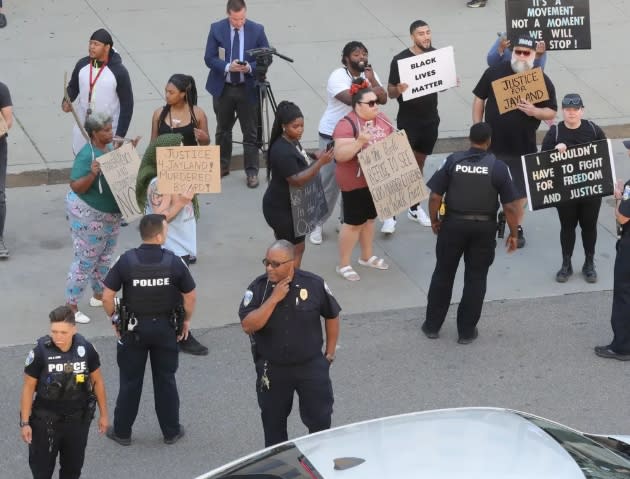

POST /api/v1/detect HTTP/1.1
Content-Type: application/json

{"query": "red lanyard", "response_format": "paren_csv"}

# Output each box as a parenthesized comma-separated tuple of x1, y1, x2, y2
(88, 59, 108, 104)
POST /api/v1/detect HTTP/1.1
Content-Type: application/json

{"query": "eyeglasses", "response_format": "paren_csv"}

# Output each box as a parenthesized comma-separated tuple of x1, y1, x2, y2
(358, 100, 378, 107)
(513, 49, 532, 57)
(262, 258, 293, 268)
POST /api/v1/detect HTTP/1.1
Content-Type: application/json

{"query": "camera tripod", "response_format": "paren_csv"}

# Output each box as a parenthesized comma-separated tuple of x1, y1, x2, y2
(255, 79, 278, 153)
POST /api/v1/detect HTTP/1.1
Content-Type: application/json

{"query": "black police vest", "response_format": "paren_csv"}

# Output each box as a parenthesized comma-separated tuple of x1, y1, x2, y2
(34, 334, 92, 409)
(123, 249, 180, 317)
(446, 151, 498, 216)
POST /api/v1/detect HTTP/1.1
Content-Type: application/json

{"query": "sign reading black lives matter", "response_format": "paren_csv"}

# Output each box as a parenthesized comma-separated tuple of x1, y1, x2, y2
(505, 0, 591, 50)
(290, 176, 328, 237)
(522, 139, 615, 211)
(397, 46, 457, 102)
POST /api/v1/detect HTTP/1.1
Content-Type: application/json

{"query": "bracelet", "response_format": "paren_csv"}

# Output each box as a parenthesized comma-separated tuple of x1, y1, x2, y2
(19, 420, 29, 427)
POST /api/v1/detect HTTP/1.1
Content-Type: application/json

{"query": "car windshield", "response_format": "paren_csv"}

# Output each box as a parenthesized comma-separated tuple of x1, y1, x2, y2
(517, 413, 630, 479)
(207, 443, 322, 479)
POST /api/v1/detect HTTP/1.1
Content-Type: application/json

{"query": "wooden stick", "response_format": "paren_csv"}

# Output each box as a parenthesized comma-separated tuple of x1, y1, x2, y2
(63, 71, 89, 142)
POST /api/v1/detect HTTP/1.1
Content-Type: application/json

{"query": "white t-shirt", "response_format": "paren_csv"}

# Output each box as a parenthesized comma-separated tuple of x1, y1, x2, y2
(317, 67, 382, 136)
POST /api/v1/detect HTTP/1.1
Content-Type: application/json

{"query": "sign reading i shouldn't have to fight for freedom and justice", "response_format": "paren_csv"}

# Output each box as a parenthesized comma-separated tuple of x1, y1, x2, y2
(156, 145, 221, 194)
(397, 46, 457, 102)
(521, 139, 615, 211)
(491, 67, 549, 115)
(505, 0, 591, 50)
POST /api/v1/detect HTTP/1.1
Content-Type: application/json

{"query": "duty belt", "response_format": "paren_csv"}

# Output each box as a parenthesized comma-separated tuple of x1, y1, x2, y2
(448, 212, 495, 222)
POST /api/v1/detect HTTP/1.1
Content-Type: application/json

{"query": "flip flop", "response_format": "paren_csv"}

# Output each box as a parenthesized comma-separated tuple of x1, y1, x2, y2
(358, 255, 389, 270)
(336, 265, 360, 281)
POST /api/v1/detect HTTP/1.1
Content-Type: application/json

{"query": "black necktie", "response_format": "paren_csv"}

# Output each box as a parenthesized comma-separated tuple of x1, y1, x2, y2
(231, 29, 240, 84)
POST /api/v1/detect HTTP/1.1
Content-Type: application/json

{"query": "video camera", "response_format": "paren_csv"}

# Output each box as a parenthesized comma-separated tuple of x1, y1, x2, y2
(246, 46, 294, 82)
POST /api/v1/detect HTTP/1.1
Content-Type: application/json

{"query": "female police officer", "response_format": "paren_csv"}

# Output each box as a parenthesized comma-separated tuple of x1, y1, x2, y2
(20, 305, 108, 479)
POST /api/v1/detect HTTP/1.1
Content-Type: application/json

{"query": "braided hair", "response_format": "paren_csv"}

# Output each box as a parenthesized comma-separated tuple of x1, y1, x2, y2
(158, 74, 199, 128)
(266, 101, 303, 181)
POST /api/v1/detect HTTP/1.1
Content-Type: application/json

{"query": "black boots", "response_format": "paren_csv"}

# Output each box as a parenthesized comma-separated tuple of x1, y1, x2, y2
(582, 254, 597, 283)
(556, 255, 573, 283)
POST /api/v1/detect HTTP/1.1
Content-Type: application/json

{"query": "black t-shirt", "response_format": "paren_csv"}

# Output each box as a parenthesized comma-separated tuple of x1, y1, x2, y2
(473, 62, 557, 156)
(263, 137, 309, 211)
(0, 81, 12, 109)
(619, 181, 630, 232)
(388, 48, 439, 125)
(541, 120, 606, 151)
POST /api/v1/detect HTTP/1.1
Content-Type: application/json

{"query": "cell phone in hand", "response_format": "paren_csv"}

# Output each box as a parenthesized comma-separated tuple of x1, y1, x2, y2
(326, 140, 335, 151)
(365, 120, 373, 129)
(236, 60, 247, 65)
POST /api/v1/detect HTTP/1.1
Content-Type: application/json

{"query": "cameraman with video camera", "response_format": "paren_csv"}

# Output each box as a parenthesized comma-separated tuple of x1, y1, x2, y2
(204, 0, 269, 188)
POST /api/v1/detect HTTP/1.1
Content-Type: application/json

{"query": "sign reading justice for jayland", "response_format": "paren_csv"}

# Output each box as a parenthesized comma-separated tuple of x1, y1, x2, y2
(156, 145, 221, 194)
(491, 67, 549, 114)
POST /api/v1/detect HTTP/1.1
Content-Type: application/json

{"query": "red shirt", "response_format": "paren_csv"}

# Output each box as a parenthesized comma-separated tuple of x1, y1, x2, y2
(332, 111, 394, 191)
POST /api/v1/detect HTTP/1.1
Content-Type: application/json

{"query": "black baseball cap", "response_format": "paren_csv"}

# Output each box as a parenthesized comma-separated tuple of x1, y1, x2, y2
(622, 140, 630, 150)
(562, 93, 584, 108)
(514, 34, 535, 50)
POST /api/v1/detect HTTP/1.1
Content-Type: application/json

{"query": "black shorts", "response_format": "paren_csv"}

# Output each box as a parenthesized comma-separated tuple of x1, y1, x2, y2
(263, 206, 305, 245)
(496, 153, 527, 199)
(399, 119, 440, 155)
(341, 187, 377, 225)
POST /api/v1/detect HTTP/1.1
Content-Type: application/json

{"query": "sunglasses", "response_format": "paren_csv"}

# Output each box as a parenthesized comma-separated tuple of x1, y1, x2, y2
(262, 258, 292, 268)
(562, 97, 582, 107)
(358, 100, 378, 107)
(513, 49, 532, 57)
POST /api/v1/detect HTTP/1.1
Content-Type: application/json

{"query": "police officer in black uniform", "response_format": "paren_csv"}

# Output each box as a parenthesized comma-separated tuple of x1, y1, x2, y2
(594, 166, 630, 361)
(20, 305, 108, 479)
(101, 213, 196, 445)
(239, 239, 341, 447)
(421, 123, 520, 343)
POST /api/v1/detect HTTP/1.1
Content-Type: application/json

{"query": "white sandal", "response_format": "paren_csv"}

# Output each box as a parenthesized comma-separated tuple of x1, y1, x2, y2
(358, 255, 389, 270)
(336, 265, 360, 281)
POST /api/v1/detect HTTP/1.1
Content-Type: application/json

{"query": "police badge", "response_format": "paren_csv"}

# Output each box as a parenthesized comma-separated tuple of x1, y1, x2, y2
(77, 345, 86, 358)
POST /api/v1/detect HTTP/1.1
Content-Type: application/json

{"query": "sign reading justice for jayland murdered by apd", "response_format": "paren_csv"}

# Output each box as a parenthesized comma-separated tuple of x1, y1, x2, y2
(505, 0, 591, 51)
(491, 67, 549, 115)
(397, 46, 457, 102)
(521, 139, 615, 211)
(156, 145, 221, 194)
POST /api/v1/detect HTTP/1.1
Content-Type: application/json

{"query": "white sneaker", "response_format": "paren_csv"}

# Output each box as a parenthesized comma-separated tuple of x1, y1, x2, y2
(89, 296, 103, 307)
(75, 311, 91, 324)
(408, 207, 431, 227)
(380, 217, 396, 234)
(309, 225, 323, 245)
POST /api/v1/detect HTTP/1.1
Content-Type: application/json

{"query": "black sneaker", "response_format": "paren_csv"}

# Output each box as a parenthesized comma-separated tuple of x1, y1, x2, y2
(517, 226, 526, 249)
(179, 332, 208, 356)
(467, 0, 487, 7)
(594, 345, 630, 361)
(421, 323, 439, 339)
(164, 425, 185, 445)
(106, 426, 131, 446)
(458, 328, 479, 345)
(0, 13, 7, 28)
(0, 237, 9, 258)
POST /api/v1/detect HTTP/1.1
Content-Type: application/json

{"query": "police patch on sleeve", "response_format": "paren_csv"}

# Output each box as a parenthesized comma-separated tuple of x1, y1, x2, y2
(25, 349, 35, 366)
(324, 282, 334, 296)
(243, 290, 254, 307)
(623, 185, 630, 201)
(77, 345, 86, 358)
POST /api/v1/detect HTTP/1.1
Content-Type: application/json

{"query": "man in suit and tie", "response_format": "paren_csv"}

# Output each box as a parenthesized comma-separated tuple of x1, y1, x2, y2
(204, 0, 270, 188)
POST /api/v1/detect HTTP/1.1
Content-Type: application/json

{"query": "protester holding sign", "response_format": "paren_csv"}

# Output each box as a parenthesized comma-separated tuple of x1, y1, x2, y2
(541, 93, 606, 283)
(473, 33, 557, 248)
(333, 88, 394, 281)
(65, 113, 126, 324)
(388, 19, 442, 228)
(0, 81, 12, 259)
(263, 101, 333, 268)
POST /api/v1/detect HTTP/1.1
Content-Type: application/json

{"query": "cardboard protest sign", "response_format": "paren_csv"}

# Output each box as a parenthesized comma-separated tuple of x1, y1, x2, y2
(0, 113, 7, 137)
(289, 176, 329, 236)
(398, 46, 457, 102)
(358, 130, 429, 219)
(522, 139, 615, 211)
(156, 145, 221, 194)
(505, 0, 591, 51)
(491, 67, 549, 114)
(98, 143, 143, 222)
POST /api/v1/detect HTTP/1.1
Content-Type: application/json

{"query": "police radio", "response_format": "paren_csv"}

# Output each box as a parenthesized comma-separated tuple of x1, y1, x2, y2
(497, 211, 506, 239)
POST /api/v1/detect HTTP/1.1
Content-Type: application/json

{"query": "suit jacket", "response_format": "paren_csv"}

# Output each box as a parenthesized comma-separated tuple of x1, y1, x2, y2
(204, 18, 269, 102)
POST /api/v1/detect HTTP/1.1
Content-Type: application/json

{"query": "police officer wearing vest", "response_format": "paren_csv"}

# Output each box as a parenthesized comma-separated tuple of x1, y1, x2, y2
(239, 240, 341, 447)
(422, 122, 520, 343)
(101, 213, 196, 445)
(20, 305, 108, 479)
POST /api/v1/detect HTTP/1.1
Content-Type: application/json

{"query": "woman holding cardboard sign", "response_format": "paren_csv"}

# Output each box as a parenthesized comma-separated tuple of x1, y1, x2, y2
(262, 101, 333, 268)
(333, 87, 395, 281)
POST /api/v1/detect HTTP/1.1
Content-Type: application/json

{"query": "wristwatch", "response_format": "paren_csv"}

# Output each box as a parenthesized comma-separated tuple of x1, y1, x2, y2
(19, 419, 29, 427)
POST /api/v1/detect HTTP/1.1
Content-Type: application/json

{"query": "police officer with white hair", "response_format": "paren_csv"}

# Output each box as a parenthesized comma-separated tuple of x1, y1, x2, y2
(20, 305, 108, 479)
(101, 213, 196, 445)
(421, 122, 520, 344)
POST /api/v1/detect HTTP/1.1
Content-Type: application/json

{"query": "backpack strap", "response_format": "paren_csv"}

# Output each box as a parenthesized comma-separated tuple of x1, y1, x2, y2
(343, 115, 358, 139)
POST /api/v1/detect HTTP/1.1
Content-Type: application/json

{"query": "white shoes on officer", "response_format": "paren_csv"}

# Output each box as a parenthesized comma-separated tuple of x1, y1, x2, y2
(408, 207, 431, 227)
(309, 225, 323, 245)
(75, 311, 91, 324)
(380, 217, 397, 234)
